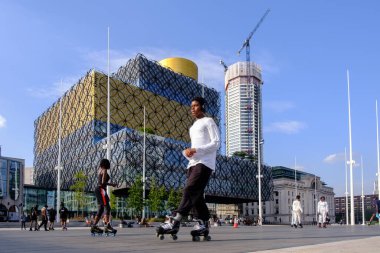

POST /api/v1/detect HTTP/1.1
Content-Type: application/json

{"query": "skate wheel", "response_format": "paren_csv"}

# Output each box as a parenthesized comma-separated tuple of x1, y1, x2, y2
(204, 235, 211, 241)
(172, 234, 178, 240)
(159, 235, 164, 240)
(192, 236, 200, 242)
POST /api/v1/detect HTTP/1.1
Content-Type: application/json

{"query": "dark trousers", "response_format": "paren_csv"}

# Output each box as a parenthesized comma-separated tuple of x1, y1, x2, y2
(30, 219, 37, 230)
(21, 221, 26, 230)
(177, 163, 212, 222)
(38, 217, 48, 230)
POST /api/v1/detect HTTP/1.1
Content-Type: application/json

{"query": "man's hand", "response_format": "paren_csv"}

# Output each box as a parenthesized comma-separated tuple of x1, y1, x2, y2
(184, 148, 196, 157)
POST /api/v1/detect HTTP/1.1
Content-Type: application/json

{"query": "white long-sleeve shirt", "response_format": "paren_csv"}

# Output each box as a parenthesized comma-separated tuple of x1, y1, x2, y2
(183, 117, 220, 171)
(317, 200, 329, 213)
(292, 199, 303, 213)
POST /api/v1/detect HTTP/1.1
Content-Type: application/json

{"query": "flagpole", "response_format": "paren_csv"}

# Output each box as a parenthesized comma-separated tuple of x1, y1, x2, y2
(294, 156, 297, 196)
(106, 27, 111, 196)
(361, 156, 365, 225)
(347, 69, 355, 225)
(376, 100, 380, 202)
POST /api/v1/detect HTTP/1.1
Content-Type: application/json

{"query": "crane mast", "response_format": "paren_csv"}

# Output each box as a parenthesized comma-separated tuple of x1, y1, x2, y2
(237, 9, 269, 158)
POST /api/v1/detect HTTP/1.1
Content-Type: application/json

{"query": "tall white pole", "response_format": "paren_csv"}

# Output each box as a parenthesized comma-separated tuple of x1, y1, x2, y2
(142, 106, 146, 220)
(376, 100, 380, 201)
(345, 148, 349, 225)
(294, 157, 297, 196)
(257, 100, 262, 226)
(56, 80, 63, 222)
(314, 173, 317, 223)
(106, 27, 111, 196)
(347, 69, 355, 225)
(361, 156, 365, 225)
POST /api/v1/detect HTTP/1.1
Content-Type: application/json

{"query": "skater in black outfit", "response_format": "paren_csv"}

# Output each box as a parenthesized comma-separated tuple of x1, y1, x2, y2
(29, 205, 38, 231)
(157, 97, 220, 241)
(59, 202, 69, 230)
(48, 207, 57, 230)
(91, 158, 117, 236)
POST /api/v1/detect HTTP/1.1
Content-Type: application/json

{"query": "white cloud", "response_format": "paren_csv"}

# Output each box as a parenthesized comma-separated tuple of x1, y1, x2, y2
(265, 120, 306, 134)
(323, 152, 361, 167)
(265, 100, 295, 113)
(323, 153, 340, 163)
(27, 76, 80, 99)
(0, 115, 6, 128)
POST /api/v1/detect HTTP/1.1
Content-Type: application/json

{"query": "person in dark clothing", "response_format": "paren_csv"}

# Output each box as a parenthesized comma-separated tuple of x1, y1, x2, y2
(59, 202, 69, 230)
(91, 158, 117, 235)
(20, 212, 26, 230)
(29, 205, 38, 231)
(48, 207, 57, 230)
(38, 205, 49, 231)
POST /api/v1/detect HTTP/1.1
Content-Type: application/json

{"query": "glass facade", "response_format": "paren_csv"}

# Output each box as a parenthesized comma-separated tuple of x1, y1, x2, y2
(0, 156, 24, 221)
(0, 159, 7, 198)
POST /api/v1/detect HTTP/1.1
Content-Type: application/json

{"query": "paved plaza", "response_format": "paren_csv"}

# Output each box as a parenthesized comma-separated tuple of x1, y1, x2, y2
(1, 224, 380, 253)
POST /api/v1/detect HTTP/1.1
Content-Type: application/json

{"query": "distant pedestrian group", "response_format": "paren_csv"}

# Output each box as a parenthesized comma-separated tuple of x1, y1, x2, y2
(24, 204, 60, 231)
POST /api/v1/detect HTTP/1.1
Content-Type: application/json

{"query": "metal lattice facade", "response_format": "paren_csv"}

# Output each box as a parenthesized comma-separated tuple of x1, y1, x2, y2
(34, 54, 273, 203)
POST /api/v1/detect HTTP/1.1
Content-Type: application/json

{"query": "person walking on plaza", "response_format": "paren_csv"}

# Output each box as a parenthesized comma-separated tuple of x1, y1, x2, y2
(29, 205, 38, 231)
(59, 202, 69, 230)
(292, 195, 303, 228)
(317, 196, 329, 228)
(20, 212, 26, 230)
(157, 96, 220, 239)
(368, 197, 378, 226)
(90, 158, 118, 235)
(38, 205, 49, 231)
(48, 207, 57, 230)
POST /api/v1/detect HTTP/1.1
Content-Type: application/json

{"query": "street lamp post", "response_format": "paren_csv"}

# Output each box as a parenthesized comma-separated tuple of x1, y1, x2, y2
(345, 148, 349, 225)
(142, 106, 146, 220)
(256, 85, 264, 226)
(55, 90, 63, 222)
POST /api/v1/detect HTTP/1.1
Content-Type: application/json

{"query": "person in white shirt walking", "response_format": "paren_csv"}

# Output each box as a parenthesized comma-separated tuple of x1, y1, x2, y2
(156, 97, 220, 240)
(292, 195, 303, 228)
(317, 196, 329, 228)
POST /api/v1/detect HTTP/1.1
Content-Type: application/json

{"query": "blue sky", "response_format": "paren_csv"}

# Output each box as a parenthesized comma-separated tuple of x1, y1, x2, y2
(0, 0, 379, 196)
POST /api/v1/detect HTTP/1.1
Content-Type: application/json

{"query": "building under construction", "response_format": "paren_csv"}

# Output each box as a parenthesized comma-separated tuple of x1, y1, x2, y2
(33, 54, 273, 207)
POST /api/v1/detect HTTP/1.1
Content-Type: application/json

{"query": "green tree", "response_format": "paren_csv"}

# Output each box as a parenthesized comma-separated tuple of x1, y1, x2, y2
(69, 171, 87, 217)
(127, 175, 143, 217)
(147, 178, 166, 217)
(166, 188, 183, 211)
(166, 188, 177, 211)
(110, 191, 117, 213)
(232, 151, 247, 158)
(138, 127, 155, 135)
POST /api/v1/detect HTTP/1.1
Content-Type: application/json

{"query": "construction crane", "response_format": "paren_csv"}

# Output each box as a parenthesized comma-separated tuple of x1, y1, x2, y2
(237, 8, 270, 157)
(237, 9, 270, 62)
(220, 60, 228, 73)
